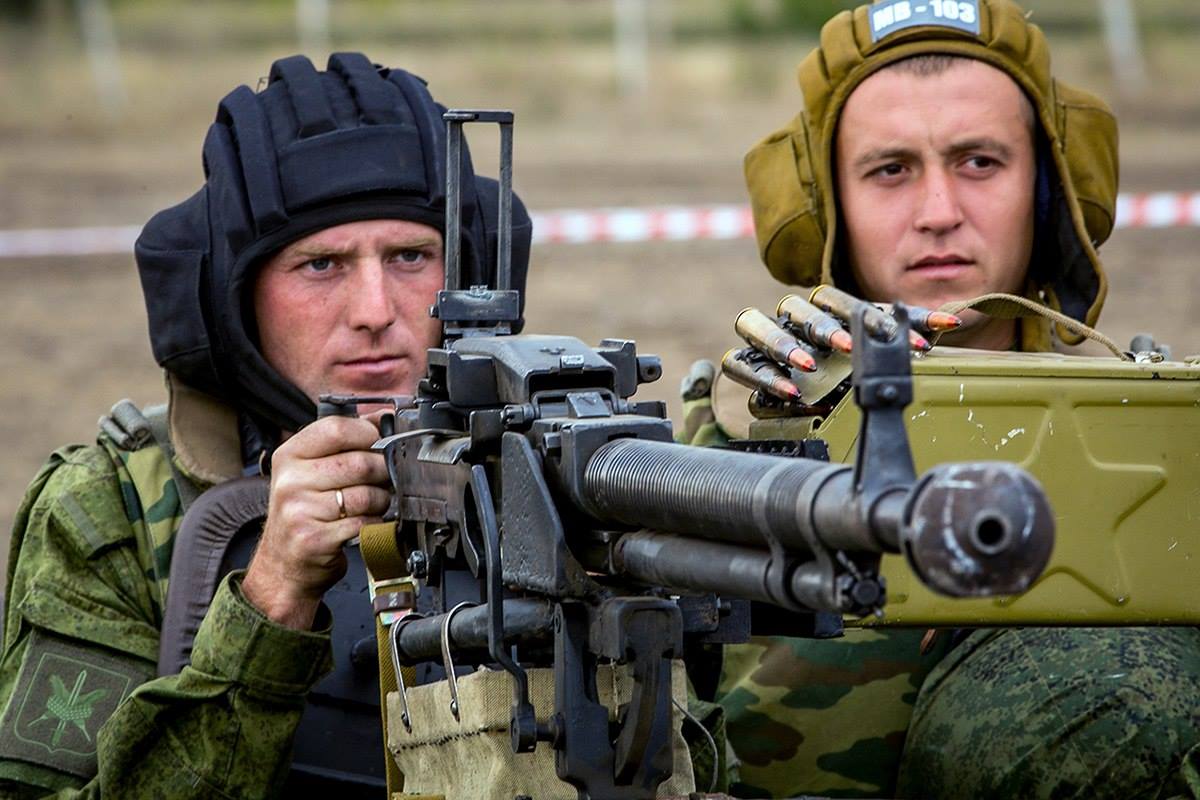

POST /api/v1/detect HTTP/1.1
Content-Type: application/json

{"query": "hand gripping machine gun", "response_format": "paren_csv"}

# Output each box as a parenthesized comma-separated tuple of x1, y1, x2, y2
(344, 111, 1056, 800)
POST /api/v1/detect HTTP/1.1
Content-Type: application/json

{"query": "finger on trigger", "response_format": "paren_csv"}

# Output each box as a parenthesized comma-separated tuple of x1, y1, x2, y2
(306, 450, 389, 491)
(339, 485, 393, 518)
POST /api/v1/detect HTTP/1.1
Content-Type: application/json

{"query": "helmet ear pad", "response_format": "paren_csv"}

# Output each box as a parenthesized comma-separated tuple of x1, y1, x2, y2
(742, 107, 870, 300)
(744, 110, 829, 291)
(744, 0, 1119, 345)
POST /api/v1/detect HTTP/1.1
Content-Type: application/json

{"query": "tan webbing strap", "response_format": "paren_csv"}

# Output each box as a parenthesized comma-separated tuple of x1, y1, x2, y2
(376, 615, 409, 796)
(360, 521, 410, 580)
(359, 521, 413, 796)
(937, 293, 1132, 360)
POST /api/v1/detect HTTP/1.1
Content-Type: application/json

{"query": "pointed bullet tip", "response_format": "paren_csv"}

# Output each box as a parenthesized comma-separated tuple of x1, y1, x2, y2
(830, 331, 854, 354)
(928, 312, 963, 331)
(788, 351, 817, 373)
(771, 379, 802, 400)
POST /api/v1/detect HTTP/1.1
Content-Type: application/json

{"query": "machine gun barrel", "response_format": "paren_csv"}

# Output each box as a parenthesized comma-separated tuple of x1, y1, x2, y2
(574, 438, 1054, 600)
(608, 531, 844, 608)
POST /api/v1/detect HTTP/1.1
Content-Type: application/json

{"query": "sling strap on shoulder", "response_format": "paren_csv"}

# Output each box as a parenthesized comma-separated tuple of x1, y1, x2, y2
(158, 476, 390, 796)
(156, 476, 269, 677)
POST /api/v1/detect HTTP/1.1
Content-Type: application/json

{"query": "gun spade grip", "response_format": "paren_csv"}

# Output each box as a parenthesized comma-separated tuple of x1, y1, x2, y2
(900, 462, 1055, 597)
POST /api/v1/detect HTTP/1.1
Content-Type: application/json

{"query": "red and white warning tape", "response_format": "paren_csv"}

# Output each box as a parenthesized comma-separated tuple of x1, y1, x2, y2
(1114, 192, 1200, 229)
(0, 225, 144, 260)
(1, 193, 1197, 259)
(529, 204, 755, 245)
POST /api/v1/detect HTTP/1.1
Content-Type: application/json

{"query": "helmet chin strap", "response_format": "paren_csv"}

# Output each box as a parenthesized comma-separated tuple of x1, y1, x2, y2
(237, 409, 279, 477)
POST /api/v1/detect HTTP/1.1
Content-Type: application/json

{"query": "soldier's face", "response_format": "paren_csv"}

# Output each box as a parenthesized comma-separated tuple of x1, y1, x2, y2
(253, 219, 444, 403)
(835, 59, 1036, 347)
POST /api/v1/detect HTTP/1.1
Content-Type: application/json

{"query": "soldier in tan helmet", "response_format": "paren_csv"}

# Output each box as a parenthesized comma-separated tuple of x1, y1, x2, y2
(687, 1, 1200, 798)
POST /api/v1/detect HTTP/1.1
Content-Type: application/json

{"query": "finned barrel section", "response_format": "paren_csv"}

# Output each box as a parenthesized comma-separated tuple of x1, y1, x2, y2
(575, 438, 848, 549)
(573, 438, 1054, 604)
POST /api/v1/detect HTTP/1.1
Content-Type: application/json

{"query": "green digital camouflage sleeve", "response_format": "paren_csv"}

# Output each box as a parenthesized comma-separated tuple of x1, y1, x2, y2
(897, 627, 1200, 800)
(87, 572, 334, 798)
(677, 396, 729, 448)
(0, 444, 334, 798)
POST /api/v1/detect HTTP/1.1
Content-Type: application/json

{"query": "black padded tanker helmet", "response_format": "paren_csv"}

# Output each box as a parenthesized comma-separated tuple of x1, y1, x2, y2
(134, 53, 532, 433)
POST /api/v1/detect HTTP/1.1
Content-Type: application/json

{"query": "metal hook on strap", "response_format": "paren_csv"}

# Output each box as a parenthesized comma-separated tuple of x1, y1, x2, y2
(389, 613, 425, 733)
(441, 601, 478, 721)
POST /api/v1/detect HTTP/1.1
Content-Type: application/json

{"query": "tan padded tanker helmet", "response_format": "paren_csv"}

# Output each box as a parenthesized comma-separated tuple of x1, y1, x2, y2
(744, 0, 1118, 346)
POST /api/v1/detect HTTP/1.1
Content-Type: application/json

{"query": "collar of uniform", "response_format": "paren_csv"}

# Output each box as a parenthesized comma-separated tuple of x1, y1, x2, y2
(167, 372, 244, 486)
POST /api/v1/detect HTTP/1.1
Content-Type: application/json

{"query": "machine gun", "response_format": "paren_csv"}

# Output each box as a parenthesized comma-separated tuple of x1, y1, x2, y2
(337, 111, 1055, 800)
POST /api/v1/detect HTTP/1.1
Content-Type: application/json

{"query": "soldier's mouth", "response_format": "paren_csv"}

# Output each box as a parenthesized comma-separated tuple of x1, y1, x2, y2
(336, 355, 406, 378)
(907, 255, 974, 278)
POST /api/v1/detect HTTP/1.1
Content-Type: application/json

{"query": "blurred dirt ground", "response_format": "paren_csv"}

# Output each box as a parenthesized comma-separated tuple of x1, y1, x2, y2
(3, 1, 1200, 552)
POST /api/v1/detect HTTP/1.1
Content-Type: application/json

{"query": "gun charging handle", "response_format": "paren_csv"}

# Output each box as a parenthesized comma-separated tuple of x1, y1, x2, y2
(316, 394, 415, 438)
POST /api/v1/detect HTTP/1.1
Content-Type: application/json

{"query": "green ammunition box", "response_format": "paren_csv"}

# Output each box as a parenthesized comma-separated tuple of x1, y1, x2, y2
(750, 350, 1200, 626)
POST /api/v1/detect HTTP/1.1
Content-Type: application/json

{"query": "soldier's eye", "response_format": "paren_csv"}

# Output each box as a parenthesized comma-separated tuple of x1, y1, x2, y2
(389, 248, 434, 269)
(964, 156, 1000, 172)
(305, 257, 334, 272)
(869, 163, 907, 180)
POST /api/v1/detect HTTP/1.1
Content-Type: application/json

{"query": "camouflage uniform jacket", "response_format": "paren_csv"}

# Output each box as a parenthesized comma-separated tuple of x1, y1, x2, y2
(0, 378, 334, 797)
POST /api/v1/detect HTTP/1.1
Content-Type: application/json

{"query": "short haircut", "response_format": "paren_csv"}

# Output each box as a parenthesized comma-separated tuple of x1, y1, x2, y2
(885, 53, 964, 77)
(882, 54, 1037, 131)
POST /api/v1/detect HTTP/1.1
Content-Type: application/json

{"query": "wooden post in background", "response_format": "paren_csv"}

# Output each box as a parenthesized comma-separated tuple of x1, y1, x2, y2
(1097, 0, 1149, 96)
(297, 0, 331, 59)
(75, 0, 125, 118)
(614, 0, 650, 98)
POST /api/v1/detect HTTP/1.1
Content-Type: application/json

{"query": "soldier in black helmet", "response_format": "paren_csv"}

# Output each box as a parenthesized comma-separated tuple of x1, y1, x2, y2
(0, 53, 531, 796)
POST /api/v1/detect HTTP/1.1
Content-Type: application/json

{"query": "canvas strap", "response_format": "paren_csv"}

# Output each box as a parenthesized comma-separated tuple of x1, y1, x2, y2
(938, 292, 1131, 360)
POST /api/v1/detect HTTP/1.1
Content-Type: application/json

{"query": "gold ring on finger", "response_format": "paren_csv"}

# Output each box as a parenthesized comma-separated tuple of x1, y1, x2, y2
(335, 488, 348, 520)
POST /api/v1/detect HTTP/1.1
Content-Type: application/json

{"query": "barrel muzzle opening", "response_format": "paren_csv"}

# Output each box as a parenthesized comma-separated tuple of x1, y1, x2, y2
(901, 462, 1055, 597)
